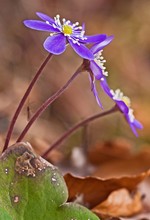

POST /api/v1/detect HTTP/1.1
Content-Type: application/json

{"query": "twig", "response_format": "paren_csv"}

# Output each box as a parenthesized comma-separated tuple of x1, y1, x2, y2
(3, 53, 52, 152)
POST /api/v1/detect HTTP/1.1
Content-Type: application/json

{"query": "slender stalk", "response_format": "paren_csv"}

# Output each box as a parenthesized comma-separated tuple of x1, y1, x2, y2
(3, 53, 52, 152)
(16, 64, 84, 143)
(42, 105, 118, 159)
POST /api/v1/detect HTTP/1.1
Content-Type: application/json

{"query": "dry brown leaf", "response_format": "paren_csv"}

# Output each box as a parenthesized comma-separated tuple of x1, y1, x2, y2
(64, 170, 150, 209)
(92, 188, 142, 217)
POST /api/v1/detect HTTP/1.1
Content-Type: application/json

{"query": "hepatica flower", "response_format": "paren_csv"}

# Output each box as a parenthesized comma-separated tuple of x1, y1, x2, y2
(85, 36, 113, 108)
(24, 12, 107, 60)
(100, 77, 143, 136)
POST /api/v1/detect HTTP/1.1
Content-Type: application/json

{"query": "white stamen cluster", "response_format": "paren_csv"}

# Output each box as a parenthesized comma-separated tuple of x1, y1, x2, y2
(48, 14, 87, 45)
(110, 89, 130, 105)
(94, 50, 108, 76)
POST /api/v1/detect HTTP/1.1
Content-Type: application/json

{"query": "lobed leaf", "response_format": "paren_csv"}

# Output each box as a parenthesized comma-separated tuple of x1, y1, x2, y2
(0, 142, 99, 220)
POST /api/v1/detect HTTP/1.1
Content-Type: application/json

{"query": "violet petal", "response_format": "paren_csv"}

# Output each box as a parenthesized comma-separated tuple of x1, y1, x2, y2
(133, 119, 143, 129)
(129, 122, 138, 136)
(80, 34, 107, 44)
(36, 12, 55, 24)
(100, 77, 112, 97)
(44, 34, 66, 55)
(126, 116, 143, 136)
(116, 100, 129, 114)
(68, 39, 94, 60)
(89, 76, 103, 108)
(90, 61, 103, 80)
(91, 35, 114, 54)
(23, 20, 57, 32)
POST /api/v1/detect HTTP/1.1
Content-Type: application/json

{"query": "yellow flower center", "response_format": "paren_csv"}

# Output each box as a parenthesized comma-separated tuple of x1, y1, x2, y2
(122, 96, 131, 107)
(63, 25, 73, 35)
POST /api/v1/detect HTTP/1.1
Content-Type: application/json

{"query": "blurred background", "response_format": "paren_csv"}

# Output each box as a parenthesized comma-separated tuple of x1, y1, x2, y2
(0, 0, 150, 165)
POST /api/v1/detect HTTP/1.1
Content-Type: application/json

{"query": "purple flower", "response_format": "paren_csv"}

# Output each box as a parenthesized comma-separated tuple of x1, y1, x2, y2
(23, 12, 107, 60)
(100, 77, 143, 136)
(85, 36, 113, 108)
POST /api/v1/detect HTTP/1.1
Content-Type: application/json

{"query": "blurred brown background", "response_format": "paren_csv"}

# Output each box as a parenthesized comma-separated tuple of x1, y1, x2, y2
(0, 0, 150, 154)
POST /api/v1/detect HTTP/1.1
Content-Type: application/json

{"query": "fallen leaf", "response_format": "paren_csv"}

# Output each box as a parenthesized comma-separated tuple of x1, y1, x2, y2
(64, 170, 150, 209)
(92, 188, 142, 217)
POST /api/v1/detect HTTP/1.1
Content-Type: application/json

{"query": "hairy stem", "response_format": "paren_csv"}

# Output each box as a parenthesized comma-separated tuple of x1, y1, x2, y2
(42, 105, 118, 159)
(16, 64, 84, 143)
(3, 53, 52, 152)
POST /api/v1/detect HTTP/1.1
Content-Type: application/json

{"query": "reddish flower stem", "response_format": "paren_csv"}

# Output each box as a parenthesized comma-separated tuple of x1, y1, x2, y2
(16, 64, 84, 143)
(3, 53, 52, 152)
(42, 105, 118, 159)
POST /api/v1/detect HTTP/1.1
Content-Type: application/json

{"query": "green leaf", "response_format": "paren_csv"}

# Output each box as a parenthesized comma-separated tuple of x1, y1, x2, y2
(0, 142, 100, 220)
